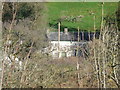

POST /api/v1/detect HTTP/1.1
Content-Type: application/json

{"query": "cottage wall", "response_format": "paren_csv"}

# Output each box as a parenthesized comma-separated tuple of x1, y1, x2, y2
(50, 41, 87, 58)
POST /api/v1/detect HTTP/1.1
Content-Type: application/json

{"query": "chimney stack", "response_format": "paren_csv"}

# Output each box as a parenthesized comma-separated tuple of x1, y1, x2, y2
(64, 28, 68, 35)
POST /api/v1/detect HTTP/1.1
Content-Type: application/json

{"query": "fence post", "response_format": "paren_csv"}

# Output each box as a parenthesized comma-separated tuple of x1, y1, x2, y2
(77, 27, 80, 87)
(82, 31, 84, 41)
(58, 22, 60, 58)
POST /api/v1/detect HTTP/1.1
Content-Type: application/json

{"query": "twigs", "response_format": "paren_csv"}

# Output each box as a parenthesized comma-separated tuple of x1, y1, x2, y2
(1, 2, 18, 89)
(20, 41, 34, 88)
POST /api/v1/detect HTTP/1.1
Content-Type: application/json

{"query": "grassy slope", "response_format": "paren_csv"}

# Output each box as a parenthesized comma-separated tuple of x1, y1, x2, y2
(47, 2, 118, 31)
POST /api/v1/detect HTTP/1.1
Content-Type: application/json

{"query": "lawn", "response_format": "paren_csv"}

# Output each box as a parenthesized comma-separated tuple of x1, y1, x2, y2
(46, 2, 118, 32)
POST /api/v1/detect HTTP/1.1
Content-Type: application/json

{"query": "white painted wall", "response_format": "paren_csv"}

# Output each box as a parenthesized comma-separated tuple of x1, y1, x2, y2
(50, 41, 86, 58)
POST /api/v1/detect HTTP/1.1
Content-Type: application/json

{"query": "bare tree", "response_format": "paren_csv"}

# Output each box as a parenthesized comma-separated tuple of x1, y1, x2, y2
(2, 2, 48, 88)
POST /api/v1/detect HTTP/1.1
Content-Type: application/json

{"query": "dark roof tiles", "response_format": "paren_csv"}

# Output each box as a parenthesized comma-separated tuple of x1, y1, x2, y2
(48, 32, 100, 41)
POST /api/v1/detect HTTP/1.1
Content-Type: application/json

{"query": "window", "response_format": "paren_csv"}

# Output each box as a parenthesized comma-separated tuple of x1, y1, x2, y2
(61, 52, 67, 57)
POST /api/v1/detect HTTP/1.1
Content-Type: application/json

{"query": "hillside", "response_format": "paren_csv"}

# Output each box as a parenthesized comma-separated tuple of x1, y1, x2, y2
(47, 2, 118, 31)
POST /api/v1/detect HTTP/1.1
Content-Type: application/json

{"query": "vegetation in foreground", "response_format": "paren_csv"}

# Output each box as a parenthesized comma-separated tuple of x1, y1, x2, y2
(0, 2, 120, 88)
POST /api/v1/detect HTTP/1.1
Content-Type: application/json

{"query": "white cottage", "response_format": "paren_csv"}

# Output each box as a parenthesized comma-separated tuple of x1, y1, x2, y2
(47, 28, 90, 58)
(50, 41, 87, 58)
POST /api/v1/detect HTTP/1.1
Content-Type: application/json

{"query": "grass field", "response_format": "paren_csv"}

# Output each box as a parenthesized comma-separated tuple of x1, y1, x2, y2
(47, 2, 118, 32)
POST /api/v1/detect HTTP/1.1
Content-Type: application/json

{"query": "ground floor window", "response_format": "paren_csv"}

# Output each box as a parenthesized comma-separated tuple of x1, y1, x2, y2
(61, 52, 67, 57)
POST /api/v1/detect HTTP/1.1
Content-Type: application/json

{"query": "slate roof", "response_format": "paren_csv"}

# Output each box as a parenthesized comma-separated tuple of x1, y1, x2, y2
(47, 31, 100, 41)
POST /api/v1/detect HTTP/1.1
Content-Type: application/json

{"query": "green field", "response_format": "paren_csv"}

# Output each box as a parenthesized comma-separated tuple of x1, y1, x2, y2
(47, 2, 118, 31)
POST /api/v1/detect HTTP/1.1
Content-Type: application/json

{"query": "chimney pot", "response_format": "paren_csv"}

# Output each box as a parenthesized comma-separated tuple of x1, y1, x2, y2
(64, 28, 68, 35)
